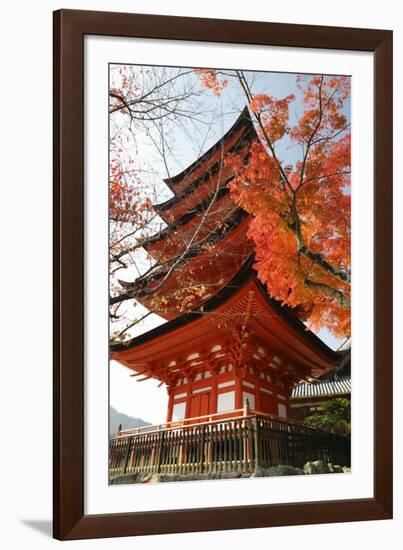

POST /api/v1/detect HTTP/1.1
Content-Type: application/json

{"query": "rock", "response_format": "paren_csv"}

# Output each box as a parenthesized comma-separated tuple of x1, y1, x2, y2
(342, 466, 351, 473)
(155, 471, 245, 482)
(222, 471, 243, 479)
(109, 473, 140, 485)
(303, 460, 330, 474)
(327, 463, 344, 474)
(161, 473, 205, 482)
(255, 465, 304, 477)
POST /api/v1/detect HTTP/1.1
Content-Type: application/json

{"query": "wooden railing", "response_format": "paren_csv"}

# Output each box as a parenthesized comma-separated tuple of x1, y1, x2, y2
(109, 411, 350, 479)
(115, 408, 247, 437)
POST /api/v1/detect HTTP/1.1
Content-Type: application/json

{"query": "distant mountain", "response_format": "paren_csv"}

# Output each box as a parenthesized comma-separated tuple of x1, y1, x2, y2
(109, 406, 150, 438)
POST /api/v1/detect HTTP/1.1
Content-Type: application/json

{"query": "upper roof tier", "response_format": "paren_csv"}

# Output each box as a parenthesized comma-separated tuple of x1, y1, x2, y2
(153, 107, 257, 225)
(144, 190, 243, 263)
(162, 107, 256, 191)
(119, 108, 260, 318)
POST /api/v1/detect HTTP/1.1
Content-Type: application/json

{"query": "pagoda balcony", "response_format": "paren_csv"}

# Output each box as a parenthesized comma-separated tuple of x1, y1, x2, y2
(109, 408, 350, 481)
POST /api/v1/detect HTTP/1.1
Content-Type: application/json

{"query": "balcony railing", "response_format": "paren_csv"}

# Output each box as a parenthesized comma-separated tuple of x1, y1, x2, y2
(109, 409, 350, 480)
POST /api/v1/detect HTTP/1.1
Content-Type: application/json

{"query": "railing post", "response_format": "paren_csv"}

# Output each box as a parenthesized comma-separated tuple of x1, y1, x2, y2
(156, 430, 165, 474)
(200, 424, 205, 473)
(253, 416, 260, 471)
(122, 437, 132, 475)
(243, 398, 250, 417)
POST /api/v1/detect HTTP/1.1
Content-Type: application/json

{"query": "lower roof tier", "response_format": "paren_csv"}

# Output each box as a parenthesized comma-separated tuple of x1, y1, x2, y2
(111, 263, 342, 387)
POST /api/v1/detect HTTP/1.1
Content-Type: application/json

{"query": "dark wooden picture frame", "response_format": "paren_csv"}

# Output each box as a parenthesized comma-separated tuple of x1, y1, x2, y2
(53, 9, 393, 540)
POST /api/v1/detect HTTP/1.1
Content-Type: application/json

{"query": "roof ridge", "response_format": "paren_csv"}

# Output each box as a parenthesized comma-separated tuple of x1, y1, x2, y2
(163, 106, 254, 188)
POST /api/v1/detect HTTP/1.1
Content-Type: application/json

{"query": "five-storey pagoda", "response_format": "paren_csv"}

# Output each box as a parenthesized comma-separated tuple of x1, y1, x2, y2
(110, 108, 342, 425)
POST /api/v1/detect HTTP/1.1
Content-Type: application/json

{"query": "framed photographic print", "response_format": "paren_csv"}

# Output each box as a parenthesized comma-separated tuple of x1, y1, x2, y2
(53, 9, 393, 540)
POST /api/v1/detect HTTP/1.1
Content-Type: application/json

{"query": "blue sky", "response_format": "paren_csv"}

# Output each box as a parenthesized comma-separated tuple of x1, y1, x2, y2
(153, 69, 350, 194)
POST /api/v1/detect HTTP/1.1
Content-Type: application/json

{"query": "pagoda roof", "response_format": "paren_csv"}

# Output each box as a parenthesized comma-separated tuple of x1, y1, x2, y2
(120, 212, 250, 293)
(153, 156, 238, 216)
(162, 107, 255, 192)
(141, 186, 239, 251)
(118, 108, 258, 318)
(111, 258, 341, 380)
(122, 109, 258, 317)
(119, 216, 253, 319)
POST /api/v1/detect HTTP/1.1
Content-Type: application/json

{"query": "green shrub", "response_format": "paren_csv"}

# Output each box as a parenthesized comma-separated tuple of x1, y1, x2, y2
(303, 398, 351, 435)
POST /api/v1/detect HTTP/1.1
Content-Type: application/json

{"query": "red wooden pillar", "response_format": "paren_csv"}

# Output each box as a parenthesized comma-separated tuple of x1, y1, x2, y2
(235, 373, 243, 410)
(166, 388, 174, 422)
(210, 367, 218, 415)
(254, 381, 261, 412)
(185, 375, 193, 418)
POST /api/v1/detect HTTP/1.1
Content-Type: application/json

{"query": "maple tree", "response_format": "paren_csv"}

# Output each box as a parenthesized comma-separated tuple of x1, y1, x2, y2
(195, 70, 351, 337)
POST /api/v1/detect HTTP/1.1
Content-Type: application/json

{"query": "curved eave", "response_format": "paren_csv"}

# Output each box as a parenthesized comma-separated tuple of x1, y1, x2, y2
(141, 186, 234, 251)
(153, 171, 235, 215)
(163, 107, 254, 191)
(111, 256, 253, 351)
(153, 138, 253, 218)
(111, 257, 341, 371)
(119, 212, 251, 294)
(252, 276, 340, 365)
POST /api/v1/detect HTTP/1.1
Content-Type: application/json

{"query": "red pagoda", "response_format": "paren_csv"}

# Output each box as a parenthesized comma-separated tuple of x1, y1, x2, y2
(109, 108, 349, 480)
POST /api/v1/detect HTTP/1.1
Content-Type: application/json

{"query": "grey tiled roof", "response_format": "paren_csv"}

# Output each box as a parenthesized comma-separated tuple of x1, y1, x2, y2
(291, 376, 351, 399)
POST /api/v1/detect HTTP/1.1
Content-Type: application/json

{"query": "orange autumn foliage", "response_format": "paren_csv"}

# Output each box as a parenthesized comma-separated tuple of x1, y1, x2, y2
(193, 69, 228, 96)
(197, 71, 351, 337)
